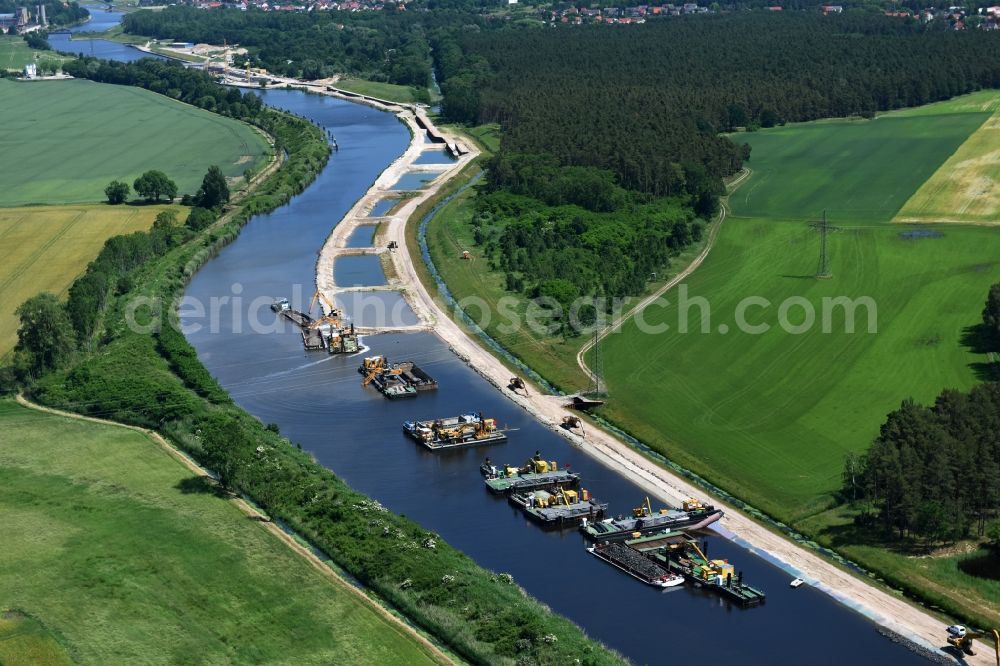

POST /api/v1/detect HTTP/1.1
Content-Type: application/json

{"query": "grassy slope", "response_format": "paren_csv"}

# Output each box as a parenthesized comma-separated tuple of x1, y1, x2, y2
(0, 79, 268, 206)
(0, 203, 175, 357)
(0, 36, 71, 71)
(598, 95, 999, 522)
(0, 400, 440, 665)
(335, 78, 420, 104)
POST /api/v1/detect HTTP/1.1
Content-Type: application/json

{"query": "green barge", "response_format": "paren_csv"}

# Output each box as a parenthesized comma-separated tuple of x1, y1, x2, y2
(626, 532, 766, 608)
(481, 453, 580, 494)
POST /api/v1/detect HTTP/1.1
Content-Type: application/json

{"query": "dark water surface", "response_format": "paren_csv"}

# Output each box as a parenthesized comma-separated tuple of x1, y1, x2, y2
(180, 89, 927, 666)
(345, 225, 378, 248)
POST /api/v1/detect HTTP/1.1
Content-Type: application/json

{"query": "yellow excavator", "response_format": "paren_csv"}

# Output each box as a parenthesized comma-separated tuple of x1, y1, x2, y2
(307, 290, 344, 330)
(361, 355, 398, 386)
(946, 625, 1000, 662)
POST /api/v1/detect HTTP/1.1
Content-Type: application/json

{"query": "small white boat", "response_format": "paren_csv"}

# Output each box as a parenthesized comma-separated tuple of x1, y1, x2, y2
(790, 577, 805, 588)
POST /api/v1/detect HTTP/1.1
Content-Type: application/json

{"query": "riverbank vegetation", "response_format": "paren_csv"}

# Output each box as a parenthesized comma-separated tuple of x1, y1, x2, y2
(0, 399, 444, 665)
(2, 58, 622, 665)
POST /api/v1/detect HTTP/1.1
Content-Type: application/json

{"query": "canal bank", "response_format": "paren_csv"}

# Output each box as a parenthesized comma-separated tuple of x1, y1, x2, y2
(307, 83, 990, 662)
(181, 88, 934, 665)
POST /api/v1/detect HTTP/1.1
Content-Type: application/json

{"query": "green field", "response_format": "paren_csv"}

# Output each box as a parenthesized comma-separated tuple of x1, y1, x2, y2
(335, 77, 424, 104)
(598, 92, 1000, 521)
(0, 204, 174, 357)
(731, 111, 989, 222)
(0, 79, 268, 206)
(0, 36, 71, 72)
(0, 400, 440, 665)
(0, 612, 72, 666)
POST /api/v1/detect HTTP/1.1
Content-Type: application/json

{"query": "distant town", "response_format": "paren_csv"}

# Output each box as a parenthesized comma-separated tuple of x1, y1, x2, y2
(128, 0, 1000, 30)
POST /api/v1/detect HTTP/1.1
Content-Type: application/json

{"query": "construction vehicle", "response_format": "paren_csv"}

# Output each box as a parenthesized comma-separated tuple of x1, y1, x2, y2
(509, 376, 528, 396)
(561, 415, 582, 432)
(307, 290, 343, 329)
(946, 625, 1000, 661)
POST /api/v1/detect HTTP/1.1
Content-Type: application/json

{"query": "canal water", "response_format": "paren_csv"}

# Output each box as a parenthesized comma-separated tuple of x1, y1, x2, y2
(179, 90, 927, 665)
(49, 7, 163, 62)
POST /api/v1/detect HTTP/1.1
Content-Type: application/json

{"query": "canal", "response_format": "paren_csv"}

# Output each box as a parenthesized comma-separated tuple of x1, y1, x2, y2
(181, 91, 925, 665)
(68, 8, 930, 663)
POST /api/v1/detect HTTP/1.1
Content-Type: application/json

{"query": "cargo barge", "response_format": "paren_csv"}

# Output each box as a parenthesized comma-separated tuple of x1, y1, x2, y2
(587, 542, 684, 589)
(403, 413, 507, 450)
(509, 487, 607, 527)
(360, 356, 436, 399)
(627, 532, 766, 607)
(481, 452, 580, 494)
(581, 497, 723, 542)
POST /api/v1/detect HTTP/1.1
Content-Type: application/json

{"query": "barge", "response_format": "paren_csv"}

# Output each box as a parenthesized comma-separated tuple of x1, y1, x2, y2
(360, 356, 436, 399)
(587, 542, 684, 589)
(403, 413, 507, 450)
(509, 487, 607, 527)
(482, 452, 580, 494)
(627, 532, 766, 608)
(272, 297, 360, 354)
(581, 497, 723, 542)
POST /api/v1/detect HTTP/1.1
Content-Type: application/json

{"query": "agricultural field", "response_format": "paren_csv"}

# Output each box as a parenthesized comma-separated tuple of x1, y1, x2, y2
(894, 108, 1000, 226)
(0, 399, 441, 665)
(0, 79, 268, 206)
(730, 109, 989, 222)
(0, 612, 72, 666)
(0, 204, 173, 357)
(598, 91, 1000, 522)
(0, 36, 71, 72)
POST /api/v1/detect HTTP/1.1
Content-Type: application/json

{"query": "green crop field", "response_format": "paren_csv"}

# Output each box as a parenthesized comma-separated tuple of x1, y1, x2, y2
(894, 106, 1000, 226)
(597, 91, 1000, 522)
(0, 204, 174, 358)
(0, 399, 440, 665)
(730, 110, 989, 222)
(0, 36, 71, 72)
(0, 79, 268, 206)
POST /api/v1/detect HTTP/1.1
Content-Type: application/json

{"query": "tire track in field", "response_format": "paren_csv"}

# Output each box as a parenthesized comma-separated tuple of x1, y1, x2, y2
(0, 210, 85, 296)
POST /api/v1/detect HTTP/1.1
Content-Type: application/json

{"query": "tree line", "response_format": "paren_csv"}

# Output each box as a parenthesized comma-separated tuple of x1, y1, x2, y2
(437, 13, 1000, 204)
(843, 285, 1000, 543)
(122, 6, 433, 85)
(473, 190, 702, 331)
